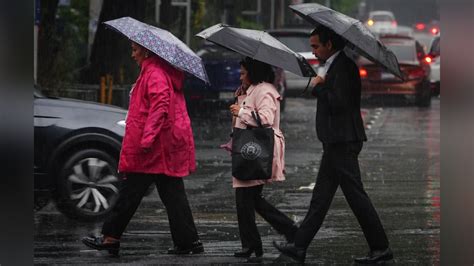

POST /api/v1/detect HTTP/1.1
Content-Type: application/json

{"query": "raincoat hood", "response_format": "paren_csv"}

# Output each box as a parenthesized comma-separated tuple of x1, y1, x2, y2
(141, 56, 184, 90)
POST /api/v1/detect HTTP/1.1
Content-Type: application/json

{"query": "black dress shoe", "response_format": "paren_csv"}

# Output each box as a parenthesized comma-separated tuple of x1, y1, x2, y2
(82, 236, 120, 256)
(167, 240, 204, 255)
(233, 246, 263, 258)
(284, 224, 298, 243)
(354, 248, 393, 264)
(273, 241, 306, 263)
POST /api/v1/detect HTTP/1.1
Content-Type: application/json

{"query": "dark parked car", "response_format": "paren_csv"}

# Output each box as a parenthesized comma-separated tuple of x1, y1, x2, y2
(34, 89, 126, 221)
(183, 43, 287, 111)
(357, 34, 432, 107)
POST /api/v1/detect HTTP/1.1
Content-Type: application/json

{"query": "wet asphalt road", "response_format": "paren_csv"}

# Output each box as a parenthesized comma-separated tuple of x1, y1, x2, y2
(34, 97, 440, 265)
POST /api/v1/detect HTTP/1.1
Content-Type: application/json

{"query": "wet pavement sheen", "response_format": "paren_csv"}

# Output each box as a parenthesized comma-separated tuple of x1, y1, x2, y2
(35, 97, 440, 265)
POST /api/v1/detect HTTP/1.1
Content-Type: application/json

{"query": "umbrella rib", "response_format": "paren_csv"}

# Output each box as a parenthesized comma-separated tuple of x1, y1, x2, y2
(253, 31, 266, 59)
(339, 20, 360, 37)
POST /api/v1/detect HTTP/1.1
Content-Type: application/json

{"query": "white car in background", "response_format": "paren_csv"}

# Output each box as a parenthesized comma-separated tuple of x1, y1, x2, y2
(427, 34, 440, 95)
(366, 11, 398, 34)
(267, 28, 320, 96)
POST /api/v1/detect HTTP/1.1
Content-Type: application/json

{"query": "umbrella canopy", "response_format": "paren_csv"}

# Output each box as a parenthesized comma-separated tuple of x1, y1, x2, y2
(196, 24, 316, 77)
(104, 17, 209, 83)
(289, 3, 403, 80)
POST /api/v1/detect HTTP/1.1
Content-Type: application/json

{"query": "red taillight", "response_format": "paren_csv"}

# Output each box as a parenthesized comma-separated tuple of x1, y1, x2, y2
(307, 58, 319, 66)
(415, 23, 425, 30)
(424, 56, 433, 64)
(431, 27, 439, 35)
(359, 68, 368, 78)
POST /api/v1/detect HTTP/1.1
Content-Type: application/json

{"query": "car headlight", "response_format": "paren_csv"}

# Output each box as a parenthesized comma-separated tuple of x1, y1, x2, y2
(116, 120, 126, 127)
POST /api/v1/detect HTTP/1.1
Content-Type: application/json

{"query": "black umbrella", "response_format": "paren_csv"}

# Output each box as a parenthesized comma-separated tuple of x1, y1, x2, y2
(196, 24, 316, 77)
(289, 3, 403, 80)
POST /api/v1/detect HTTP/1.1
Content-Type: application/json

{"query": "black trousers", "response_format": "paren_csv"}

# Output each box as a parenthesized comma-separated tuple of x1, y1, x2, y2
(102, 173, 199, 248)
(236, 185, 297, 249)
(294, 142, 389, 251)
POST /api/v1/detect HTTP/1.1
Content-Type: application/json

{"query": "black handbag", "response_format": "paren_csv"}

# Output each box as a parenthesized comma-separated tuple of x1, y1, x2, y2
(232, 111, 274, 180)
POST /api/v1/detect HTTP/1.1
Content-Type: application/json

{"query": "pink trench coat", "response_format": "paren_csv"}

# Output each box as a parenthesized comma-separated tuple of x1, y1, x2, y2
(118, 56, 196, 177)
(232, 82, 286, 188)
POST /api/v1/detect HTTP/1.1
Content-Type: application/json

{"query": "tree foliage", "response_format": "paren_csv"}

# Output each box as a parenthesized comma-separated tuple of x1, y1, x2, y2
(37, 0, 60, 89)
(37, 0, 95, 90)
(331, 0, 360, 17)
(81, 0, 149, 85)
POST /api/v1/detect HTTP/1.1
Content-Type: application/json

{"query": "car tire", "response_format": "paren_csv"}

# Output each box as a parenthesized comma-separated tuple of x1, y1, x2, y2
(55, 148, 121, 222)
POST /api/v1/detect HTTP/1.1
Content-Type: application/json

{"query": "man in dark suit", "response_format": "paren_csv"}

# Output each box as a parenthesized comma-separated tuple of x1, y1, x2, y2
(274, 25, 393, 264)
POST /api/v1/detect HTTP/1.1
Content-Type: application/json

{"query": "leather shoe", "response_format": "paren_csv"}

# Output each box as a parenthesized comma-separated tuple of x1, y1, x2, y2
(168, 240, 204, 254)
(354, 248, 393, 264)
(273, 240, 306, 263)
(82, 235, 120, 256)
(234, 246, 263, 258)
(284, 224, 298, 243)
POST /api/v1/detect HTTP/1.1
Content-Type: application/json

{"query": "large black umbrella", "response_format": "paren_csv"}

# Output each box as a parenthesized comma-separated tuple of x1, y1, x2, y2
(289, 3, 403, 80)
(196, 24, 316, 77)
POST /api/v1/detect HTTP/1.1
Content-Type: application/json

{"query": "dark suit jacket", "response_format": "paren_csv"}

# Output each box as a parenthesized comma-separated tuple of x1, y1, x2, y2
(312, 52, 367, 143)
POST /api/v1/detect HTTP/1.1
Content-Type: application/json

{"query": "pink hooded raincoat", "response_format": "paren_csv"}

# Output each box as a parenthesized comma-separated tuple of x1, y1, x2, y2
(118, 56, 196, 177)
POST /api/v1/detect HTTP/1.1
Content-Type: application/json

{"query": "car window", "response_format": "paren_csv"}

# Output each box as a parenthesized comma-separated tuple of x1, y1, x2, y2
(430, 37, 440, 56)
(372, 14, 393, 22)
(273, 36, 310, 53)
(385, 43, 416, 61)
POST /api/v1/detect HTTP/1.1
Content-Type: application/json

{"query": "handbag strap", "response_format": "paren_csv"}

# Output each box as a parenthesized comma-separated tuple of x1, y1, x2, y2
(251, 111, 264, 128)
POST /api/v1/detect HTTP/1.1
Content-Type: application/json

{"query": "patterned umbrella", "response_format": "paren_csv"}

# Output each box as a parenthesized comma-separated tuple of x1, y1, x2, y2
(104, 17, 209, 83)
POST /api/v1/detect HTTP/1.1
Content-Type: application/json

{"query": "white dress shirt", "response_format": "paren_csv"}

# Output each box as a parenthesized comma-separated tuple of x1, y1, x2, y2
(317, 50, 341, 79)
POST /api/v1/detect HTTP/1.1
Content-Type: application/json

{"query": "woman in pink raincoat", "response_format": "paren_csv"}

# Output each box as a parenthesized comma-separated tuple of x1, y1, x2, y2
(82, 42, 203, 256)
(227, 57, 297, 259)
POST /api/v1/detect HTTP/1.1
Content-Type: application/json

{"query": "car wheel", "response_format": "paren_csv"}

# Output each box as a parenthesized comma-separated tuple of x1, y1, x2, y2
(55, 148, 121, 221)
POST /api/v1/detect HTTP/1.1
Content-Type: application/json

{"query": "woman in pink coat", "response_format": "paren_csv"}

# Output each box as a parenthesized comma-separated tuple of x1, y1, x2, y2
(228, 57, 297, 259)
(82, 42, 203, 256)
